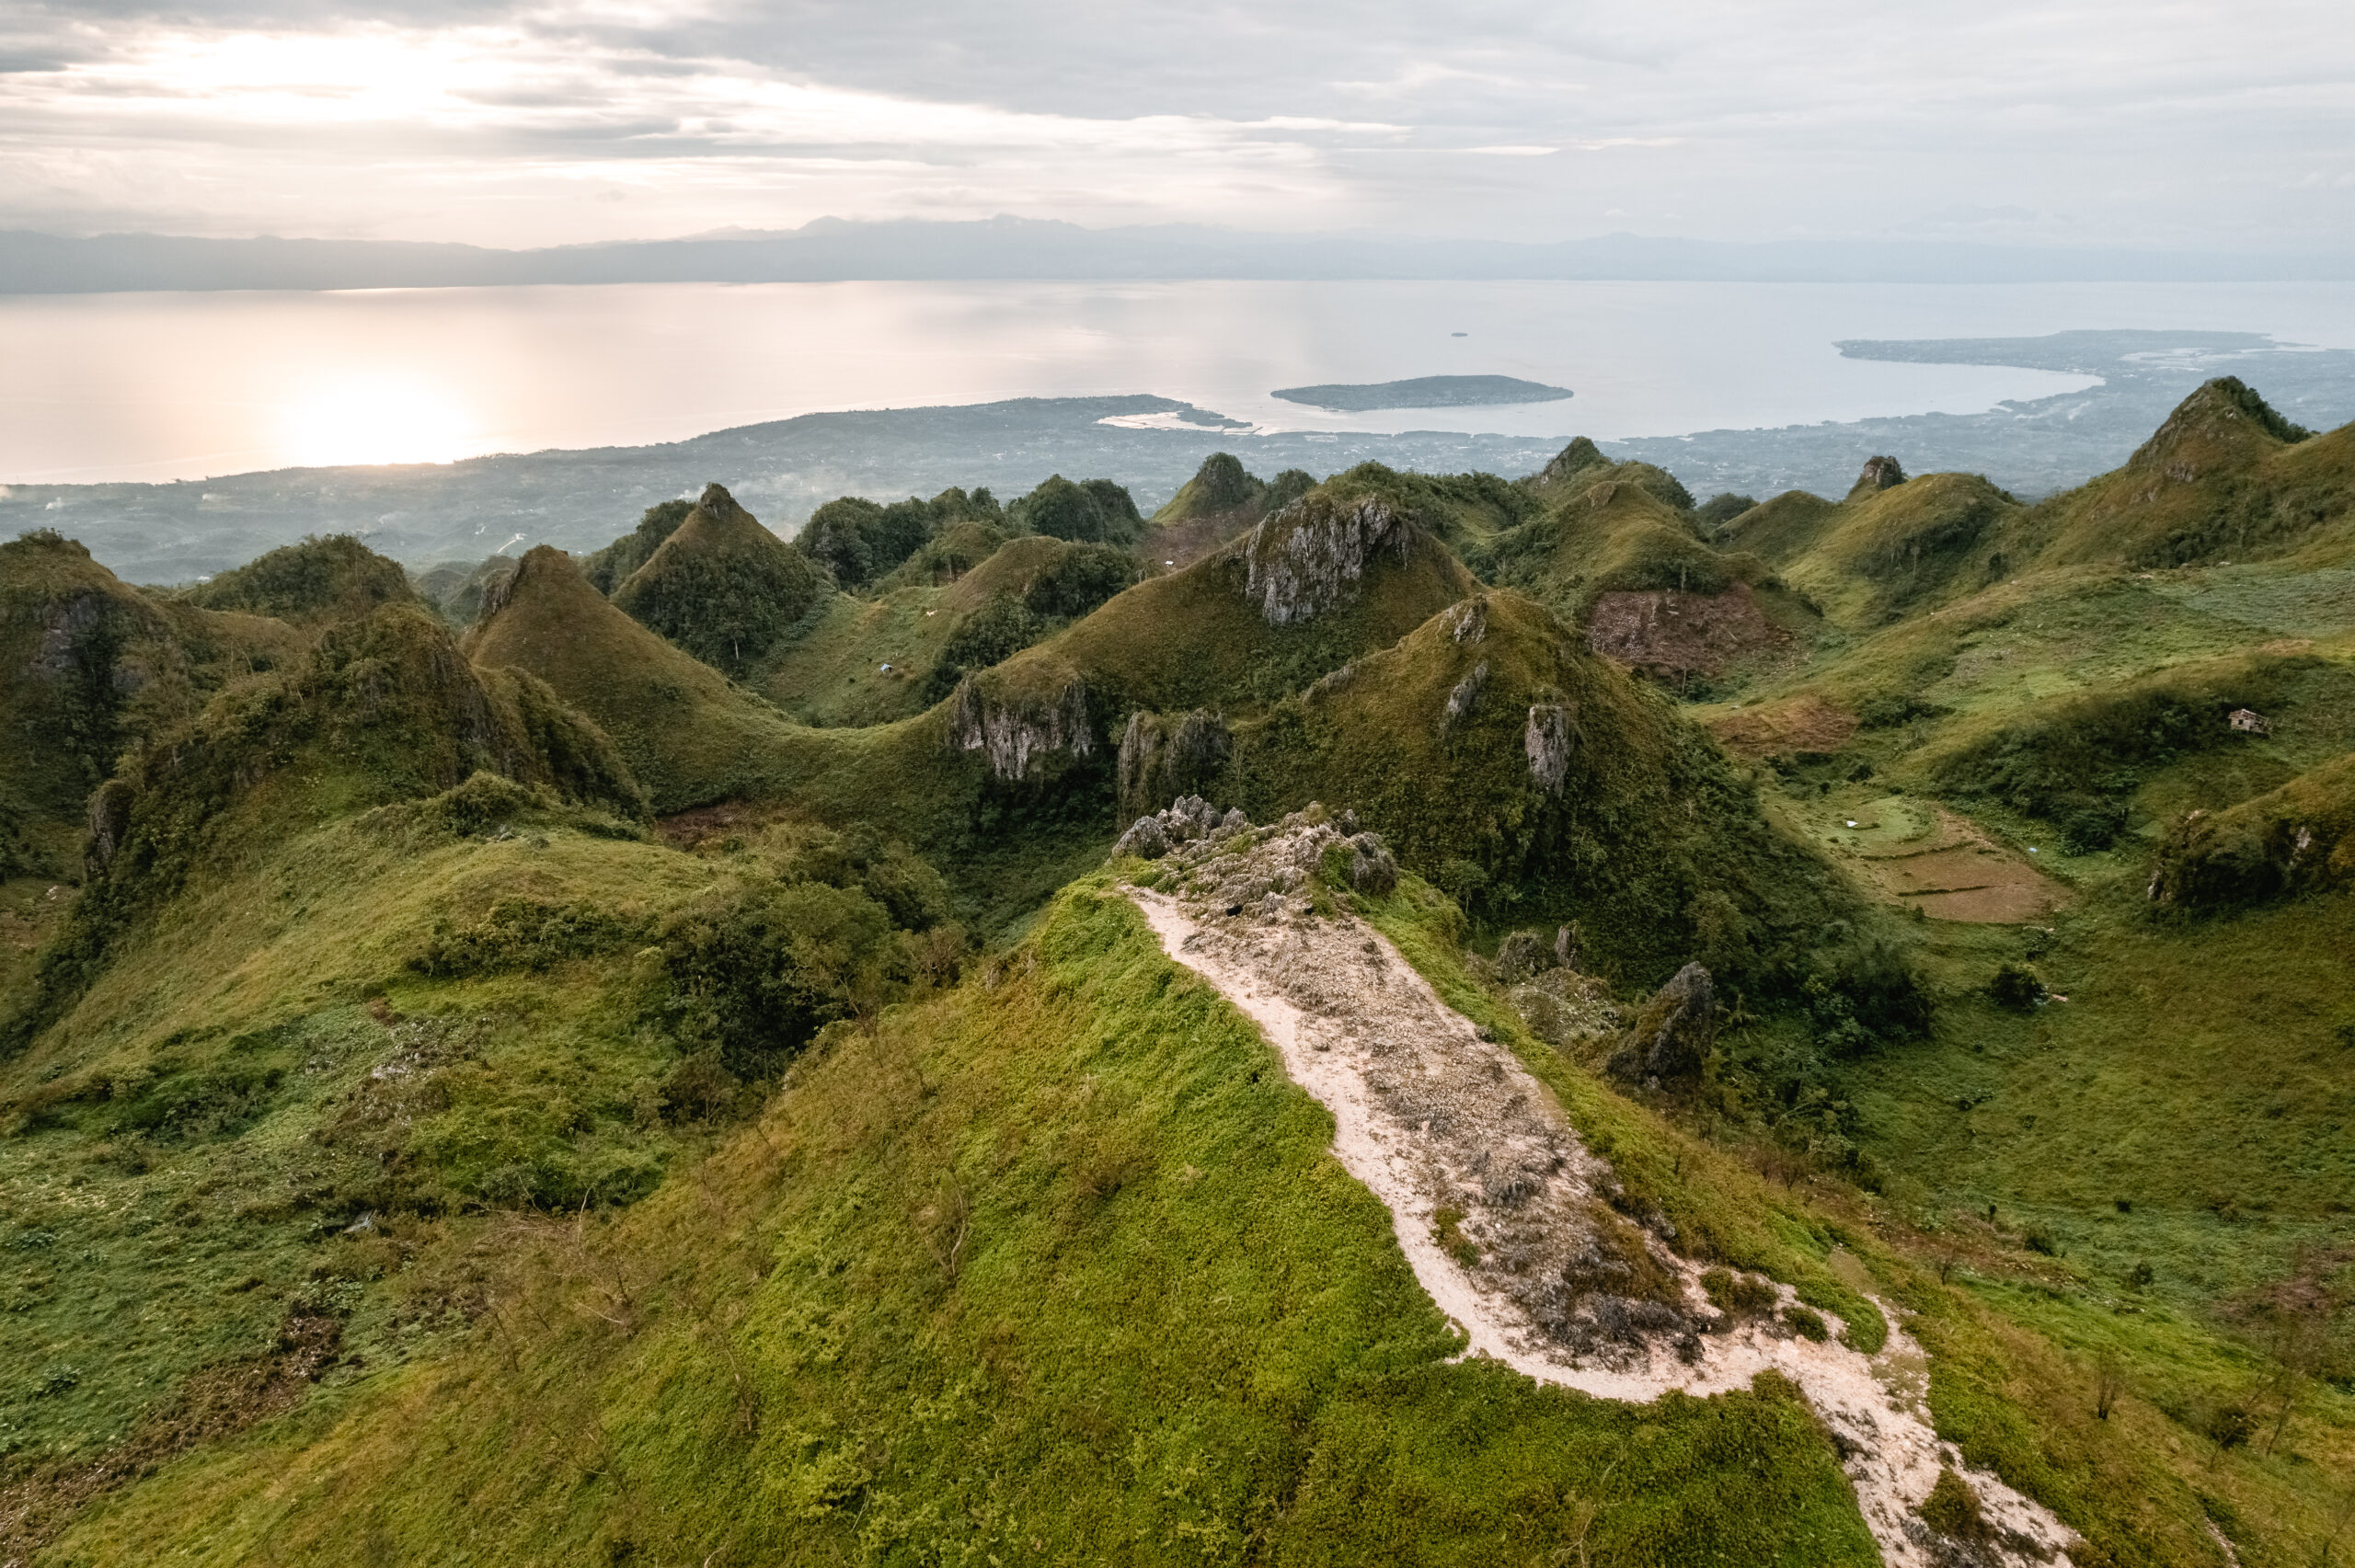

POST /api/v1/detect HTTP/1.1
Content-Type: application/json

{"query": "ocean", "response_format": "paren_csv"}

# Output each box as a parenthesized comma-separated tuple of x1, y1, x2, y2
(8, 278, 2355, 486)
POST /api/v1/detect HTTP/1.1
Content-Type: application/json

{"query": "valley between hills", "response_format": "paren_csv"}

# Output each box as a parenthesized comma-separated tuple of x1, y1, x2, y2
(2, 373, 2352, 1564)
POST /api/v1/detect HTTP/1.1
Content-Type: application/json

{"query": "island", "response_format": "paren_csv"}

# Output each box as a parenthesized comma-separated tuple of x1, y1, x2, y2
(1269, 373, 1573, 412)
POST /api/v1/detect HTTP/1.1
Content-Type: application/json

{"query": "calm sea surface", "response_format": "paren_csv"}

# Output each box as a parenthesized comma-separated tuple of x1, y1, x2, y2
(4, 280, 2354, 485)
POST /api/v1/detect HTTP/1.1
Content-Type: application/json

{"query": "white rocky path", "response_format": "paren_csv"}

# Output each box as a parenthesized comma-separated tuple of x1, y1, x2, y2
(1117, 800, 2075, 1568)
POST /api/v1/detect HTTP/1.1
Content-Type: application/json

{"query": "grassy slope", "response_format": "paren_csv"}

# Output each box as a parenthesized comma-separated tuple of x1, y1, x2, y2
(1216, 590, 1886, 995)
(50, 883, 1887, 1567)
(464, 547, 810, 814)
(755, 536, 1102, 728)
(1780, 474, 2023, 629)
(2027, 388, 2355, 571)
(51, 875, 2276, 1565)
(0, 807, 716, 1475)
(1040, 506, 1476, 715)
(1667, 532, 2355, 1560)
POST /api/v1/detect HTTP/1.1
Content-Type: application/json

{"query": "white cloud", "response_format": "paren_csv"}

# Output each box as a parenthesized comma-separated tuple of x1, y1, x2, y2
(0, 0, 2348, 247)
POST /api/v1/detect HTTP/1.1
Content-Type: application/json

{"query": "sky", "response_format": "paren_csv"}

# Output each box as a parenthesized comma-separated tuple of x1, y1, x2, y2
(1, 1, 2350, 251)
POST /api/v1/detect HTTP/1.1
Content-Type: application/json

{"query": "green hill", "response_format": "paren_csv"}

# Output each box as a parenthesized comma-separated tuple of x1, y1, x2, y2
(2, 531, 305, 872)
(610, 485, 827, 678)
(579, 498, 692, 595)
(754, 534, 1139, 728)
(6, 382, 2355, 1565)
(2028, 378, 2354, 568)
(464, 545, 804, 813)
(1783, 468, 2025, 626)
(183, 535, 416, 625)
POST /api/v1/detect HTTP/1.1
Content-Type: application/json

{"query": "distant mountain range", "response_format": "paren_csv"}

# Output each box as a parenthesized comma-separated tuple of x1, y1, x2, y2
(5, 217, 2354, 292)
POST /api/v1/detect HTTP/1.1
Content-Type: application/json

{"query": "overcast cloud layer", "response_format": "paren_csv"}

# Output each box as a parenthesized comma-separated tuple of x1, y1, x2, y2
(2, 1, 2350, 250)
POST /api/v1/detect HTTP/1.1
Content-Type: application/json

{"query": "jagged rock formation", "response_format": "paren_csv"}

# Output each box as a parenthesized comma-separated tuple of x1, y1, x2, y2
(1850, 455, 1908, 498)
(1111, 793, 1247, 861)
(948, 669, 1092, 781)
(1116, 708, 1231, 821)
(1608, 962, 1717, 1083)
(1523, 703, 1573, 793)
(1242, 492, 1412, 625)
(1440, 660, 1488, 729)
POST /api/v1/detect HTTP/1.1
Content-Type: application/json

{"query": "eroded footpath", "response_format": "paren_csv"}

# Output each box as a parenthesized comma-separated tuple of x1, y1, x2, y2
(1119, 800, 2075, 1568)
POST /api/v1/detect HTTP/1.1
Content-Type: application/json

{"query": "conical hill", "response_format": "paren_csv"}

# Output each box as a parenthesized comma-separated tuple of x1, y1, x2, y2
(1783, 468, 2023, 625)
(1191, 589, 1894, 998)
(1038, 466, 1477, 715)
(2030, 378, 2353, 567)
(465, 544, 807, 813)
(611, 483, 826, 677)
(1482, 476, 1762, 621)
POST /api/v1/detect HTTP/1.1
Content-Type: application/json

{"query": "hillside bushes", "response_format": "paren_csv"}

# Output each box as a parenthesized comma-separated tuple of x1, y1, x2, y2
(1934, 653, 2314, 849)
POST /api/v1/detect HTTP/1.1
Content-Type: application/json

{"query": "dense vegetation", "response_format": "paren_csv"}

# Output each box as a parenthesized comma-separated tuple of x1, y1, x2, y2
(4, 374, 2353, 1564)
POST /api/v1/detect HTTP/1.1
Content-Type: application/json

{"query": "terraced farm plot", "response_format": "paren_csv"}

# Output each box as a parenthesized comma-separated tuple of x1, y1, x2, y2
(1798, 795, 2071, 922)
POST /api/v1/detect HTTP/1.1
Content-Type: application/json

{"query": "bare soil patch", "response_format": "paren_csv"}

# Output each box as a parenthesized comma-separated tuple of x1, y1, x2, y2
(1588, 585, 1792, 681)
(1810, 798, 2072, 923)
(1706, 692, 1858, 758)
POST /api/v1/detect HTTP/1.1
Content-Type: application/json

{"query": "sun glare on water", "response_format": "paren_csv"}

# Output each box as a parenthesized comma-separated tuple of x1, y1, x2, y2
(281, 376, 482, 467)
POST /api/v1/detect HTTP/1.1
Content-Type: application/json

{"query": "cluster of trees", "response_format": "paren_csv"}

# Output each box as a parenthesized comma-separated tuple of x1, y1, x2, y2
(797, 475, 1144, 591)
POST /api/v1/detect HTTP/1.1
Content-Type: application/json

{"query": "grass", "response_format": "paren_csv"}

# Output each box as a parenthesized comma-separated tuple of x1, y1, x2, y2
(1214, 590, 1915, 1014)
(0, 778, 960, 1495)
(2030, 382, 2355, 570)
(46, 883, 1883, 1567)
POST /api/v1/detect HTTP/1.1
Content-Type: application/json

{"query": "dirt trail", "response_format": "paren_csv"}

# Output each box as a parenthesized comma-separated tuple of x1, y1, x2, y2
(1121, 803, 2075, 1567)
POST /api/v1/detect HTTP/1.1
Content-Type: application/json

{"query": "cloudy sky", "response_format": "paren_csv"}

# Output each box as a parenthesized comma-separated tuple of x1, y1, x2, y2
(2, 0, 2349, 250)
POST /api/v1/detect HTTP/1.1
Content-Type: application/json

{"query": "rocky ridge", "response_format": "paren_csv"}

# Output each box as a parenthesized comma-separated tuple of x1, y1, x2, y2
(1120, 806, 2077, 1568)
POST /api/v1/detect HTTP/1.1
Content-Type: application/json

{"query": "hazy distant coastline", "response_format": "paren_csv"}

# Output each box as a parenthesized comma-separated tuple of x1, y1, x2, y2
(8, 327, 2350, 585)
(6, 217, 2355, 294)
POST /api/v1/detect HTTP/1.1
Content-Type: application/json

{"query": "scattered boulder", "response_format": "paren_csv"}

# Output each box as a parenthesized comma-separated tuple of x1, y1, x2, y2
(1496, 928, 1558, 984)
(1607, 962, 1716, 1083)
(1112, 815, 1170, 860)
(1343, 832, 1397, 896)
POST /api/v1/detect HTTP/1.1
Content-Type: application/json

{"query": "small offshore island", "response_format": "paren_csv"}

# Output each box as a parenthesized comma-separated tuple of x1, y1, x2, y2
(1269, 372, 1574, 412)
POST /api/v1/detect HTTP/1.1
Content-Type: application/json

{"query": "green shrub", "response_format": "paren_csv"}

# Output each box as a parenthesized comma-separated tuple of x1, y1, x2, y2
(1917, 1467, 1988, 1539)
(1781, 1304, 1830, 1342)
(1019, 542, 1138, 621)
(2206, 1403, 2256, 1449)
(410, 897, 652, 979)
(1989, 961, 2044, 1011)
